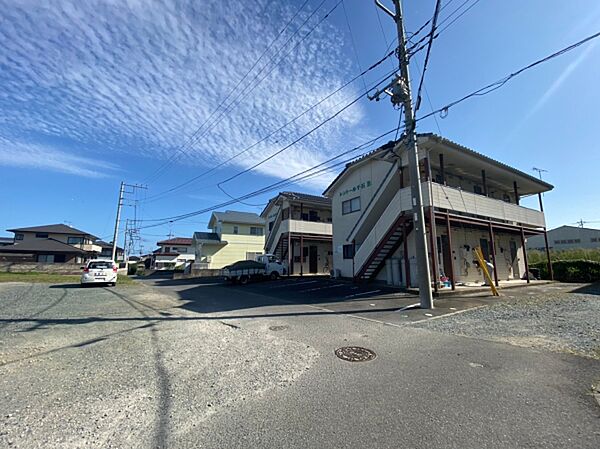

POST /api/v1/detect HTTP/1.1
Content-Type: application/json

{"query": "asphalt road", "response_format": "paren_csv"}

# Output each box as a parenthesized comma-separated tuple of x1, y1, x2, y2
(1, 277, 599, 448)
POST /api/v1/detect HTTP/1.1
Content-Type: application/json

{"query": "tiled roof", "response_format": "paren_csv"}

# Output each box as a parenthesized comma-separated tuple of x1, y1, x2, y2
(95, 240, 124, 251)
(323, 134, 554, 195)
(157, 237, 193, 246)
(6, 223, 98, 239)
(0, 238, 87, 254)
(193, 232, 221, 241)
(211, 211, 265, 225)
(280, 191, 332, 205)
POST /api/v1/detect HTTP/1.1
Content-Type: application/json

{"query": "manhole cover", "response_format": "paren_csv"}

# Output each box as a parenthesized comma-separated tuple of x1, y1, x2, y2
(269, 325, 288, 331)
(334, 346, 376, 362)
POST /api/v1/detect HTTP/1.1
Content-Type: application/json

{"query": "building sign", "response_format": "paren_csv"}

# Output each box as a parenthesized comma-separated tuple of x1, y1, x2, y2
(339, 180, 372, 197)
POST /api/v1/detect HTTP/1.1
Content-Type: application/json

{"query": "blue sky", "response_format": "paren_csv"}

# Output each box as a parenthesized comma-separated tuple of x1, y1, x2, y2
(1, 0, 599, 252)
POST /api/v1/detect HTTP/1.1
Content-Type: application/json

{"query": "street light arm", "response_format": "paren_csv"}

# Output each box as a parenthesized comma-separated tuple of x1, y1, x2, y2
(375, 0, 396, 19)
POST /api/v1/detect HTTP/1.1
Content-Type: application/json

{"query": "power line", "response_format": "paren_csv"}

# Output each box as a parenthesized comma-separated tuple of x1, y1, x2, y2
(418, 28, 600, 121)
(140, 0, 314, 184)
(142, 50, 396, 203)
(135, 126, 404, 229)
(414, 0, 442, 115)
(408, 0, 482, 56)
(216, 66, 397, 189)
(342, 0, 368, 92)
(145, 0, 340, 186)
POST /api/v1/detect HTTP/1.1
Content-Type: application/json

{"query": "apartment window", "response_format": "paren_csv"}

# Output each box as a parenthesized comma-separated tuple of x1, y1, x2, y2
(15, 233, 23, 241)
(37, 254, 55, 263)
(269, 221, 274, 231)
(343, 244, 355, 259)
(592, 238, 598, 243)
(35, 233, 49, 238)
(574, 239, 581, 243)
(67, 236, 84, 245)
(553, 240, 561, 245)
(342, 197, 361, 215)
(250, 227, 264, 236)
(233, 226, 239, 235)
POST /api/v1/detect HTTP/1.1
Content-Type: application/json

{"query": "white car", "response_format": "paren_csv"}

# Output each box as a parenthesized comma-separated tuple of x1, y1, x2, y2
(81, 259, 118, 286)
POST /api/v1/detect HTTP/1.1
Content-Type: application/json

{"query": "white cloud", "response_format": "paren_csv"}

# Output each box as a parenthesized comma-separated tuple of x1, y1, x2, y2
(0, 136, 118, 178)
(0, 0, 378, 186)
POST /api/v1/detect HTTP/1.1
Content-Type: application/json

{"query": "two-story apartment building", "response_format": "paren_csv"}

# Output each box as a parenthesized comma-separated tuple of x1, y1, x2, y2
(151, 237, 194, 270)
(324, 134, 553, 289)
(0, 224, 102, 263)
(192, 211, 265, 269)
(262, 192, 333, 275)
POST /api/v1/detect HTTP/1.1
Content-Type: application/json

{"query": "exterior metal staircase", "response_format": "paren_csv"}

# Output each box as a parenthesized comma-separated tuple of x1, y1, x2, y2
(354, 214, 412, 281)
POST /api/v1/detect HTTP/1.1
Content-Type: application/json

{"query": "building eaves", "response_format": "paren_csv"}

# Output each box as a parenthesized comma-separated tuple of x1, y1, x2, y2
(0, 238, 87, 254)
(6, 223, 98, 239)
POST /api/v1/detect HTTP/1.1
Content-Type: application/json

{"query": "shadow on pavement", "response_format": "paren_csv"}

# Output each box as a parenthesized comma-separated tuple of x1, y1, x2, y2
(571, 283, 600, 296)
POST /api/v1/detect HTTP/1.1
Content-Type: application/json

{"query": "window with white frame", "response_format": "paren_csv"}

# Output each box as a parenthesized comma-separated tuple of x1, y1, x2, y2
(342, 197, 361, 215)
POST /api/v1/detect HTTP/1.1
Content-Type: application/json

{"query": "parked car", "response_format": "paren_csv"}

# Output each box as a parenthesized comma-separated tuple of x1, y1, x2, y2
(223, 254, 286, 284)
(80, 259, 118, 286)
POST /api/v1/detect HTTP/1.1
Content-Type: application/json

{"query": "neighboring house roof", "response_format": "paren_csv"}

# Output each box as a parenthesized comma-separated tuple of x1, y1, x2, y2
(6, 223, 99, 239)
(261, 191, 332, 217)
(323, 134, 554, 196)
(0, 237, 13, 246)
(193, 232, 228, 245)
(157, 237, 193, 246)
(209, 211, 265, 228)
(95, 240, 124, 251)
(0, 238, 87, 254)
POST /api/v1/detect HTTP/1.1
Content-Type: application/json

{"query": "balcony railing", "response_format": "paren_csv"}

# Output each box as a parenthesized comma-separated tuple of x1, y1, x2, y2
(427, 182, 545, 228)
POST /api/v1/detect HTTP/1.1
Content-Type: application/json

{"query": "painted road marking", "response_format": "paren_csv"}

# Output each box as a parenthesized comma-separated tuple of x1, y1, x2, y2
(344, 290, 381, 299)
(302, 284, 346, 292)
(267, 280, 319, 289)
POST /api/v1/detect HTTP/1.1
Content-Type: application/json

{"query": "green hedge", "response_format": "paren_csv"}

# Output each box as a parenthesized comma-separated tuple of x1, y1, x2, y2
(530, 259, 600, 283)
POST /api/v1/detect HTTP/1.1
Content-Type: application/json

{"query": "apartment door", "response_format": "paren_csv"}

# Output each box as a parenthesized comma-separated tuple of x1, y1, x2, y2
(479, 238, 490, 261)
(509, 240, 520, 278)
(309, 246, 318, 273)
(440, 235, 453, 279)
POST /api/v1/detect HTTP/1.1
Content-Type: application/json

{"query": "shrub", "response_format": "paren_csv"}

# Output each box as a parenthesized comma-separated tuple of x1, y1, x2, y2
(530, 259, 600, 283)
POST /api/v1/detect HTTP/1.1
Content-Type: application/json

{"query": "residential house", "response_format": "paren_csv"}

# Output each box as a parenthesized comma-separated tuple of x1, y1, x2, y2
(151, 237, 194, 270)
(323, 134, 553, 288)
(0, 237, 13, 246)
(0, 224, 102, 264)
(527, 225, 600, 251)
(95, 240, 125, 261)
(262, 192, 333, 275)
(192, 211, 265, 269)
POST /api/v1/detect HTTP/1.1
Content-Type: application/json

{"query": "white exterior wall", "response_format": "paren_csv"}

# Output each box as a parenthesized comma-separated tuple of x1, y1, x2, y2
(289, 240, 332, 275)
(331, 158, 395, 277)
(378, 225, 526, 286)
(527, 226, 600, 251)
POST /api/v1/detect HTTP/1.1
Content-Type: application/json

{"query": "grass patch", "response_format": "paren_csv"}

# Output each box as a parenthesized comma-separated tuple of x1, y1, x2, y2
(0, 272, 137, 285)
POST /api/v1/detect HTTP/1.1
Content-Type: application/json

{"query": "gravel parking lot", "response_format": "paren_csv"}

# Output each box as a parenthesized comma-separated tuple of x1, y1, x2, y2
(413, 283, 600, 359)
(0, 282, 318, 448)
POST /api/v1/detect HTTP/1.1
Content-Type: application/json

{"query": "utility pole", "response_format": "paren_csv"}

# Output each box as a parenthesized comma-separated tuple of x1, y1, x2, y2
(111, 182, 125, 261)
(111, 182, 147, 262)
(373, 0, 433, 309)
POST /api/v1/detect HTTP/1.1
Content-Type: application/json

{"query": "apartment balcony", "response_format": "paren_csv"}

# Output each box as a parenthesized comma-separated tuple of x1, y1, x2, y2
(280, 219, 333, 236)
(426, 182, 545, 228)
(75, 243, 103, 253)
